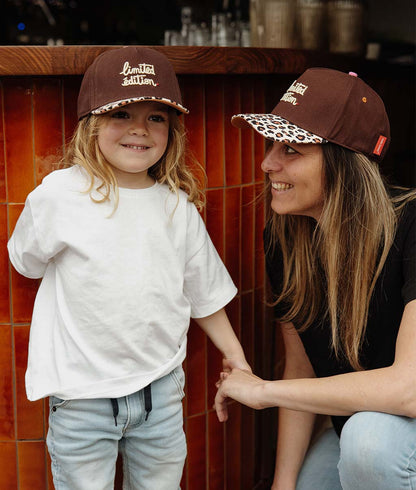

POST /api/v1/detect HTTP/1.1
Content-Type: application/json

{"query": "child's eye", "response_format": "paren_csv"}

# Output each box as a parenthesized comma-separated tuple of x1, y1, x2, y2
(149, 114, 167, 123)
(110, 110, 130, 119)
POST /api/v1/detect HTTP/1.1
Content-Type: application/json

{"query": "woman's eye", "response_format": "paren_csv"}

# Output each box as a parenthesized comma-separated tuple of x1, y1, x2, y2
(284, 145, 297, 154)
(111, 110, 130, 119)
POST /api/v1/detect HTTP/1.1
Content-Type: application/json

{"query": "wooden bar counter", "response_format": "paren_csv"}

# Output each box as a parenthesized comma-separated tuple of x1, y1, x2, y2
(0, 46, 414, 489)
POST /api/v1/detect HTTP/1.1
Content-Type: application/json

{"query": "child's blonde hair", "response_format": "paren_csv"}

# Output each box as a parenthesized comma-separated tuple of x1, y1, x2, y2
(63, 110, 205, 211)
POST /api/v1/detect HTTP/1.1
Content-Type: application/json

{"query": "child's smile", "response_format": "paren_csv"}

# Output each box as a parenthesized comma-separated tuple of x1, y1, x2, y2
(97, 101, 170, 189)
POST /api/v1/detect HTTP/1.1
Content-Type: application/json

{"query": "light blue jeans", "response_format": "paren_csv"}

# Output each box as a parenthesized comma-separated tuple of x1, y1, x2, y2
(46, 366, 187, 490)
(297, 412, 416, 490)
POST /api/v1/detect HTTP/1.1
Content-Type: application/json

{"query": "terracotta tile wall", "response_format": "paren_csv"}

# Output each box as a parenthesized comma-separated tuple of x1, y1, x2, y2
(1, 74, 278, 489)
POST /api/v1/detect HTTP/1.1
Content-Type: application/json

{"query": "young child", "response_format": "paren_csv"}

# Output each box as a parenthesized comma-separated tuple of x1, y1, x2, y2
(8, 46, 250, 490)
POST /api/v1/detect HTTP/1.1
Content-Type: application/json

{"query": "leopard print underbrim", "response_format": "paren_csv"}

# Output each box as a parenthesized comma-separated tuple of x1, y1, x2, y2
(91, 97, 189, 115)
(232, 114, 326, 144)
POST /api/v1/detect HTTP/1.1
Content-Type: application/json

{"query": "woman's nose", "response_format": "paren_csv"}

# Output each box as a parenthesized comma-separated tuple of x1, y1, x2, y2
(261, 147, 282, 173)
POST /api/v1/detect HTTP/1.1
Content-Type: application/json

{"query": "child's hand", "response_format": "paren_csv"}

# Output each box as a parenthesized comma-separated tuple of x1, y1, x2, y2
(222, 357, 252, 374)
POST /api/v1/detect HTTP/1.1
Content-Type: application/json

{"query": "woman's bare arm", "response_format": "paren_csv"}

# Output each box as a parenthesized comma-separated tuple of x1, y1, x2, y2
(215, 299, 416, 419)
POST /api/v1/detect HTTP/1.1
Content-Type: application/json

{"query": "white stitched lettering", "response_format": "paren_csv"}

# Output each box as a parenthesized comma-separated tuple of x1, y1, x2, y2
(121, 75, 158, 87)
(280, 92, 298, 105)
(120, 62, 155, 76)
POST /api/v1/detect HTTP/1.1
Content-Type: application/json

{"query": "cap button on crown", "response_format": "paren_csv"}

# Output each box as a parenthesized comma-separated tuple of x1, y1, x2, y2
(348, 71, 358, 77)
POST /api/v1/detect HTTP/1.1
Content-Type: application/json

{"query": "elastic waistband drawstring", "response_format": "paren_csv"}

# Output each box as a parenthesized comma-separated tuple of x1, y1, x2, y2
(110, 398, 119, 426)
(110, 384, 152, 427)
(144, 384, 152, 421)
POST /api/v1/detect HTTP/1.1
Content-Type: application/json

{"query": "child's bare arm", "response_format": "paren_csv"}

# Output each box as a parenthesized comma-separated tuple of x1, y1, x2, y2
(194, 308, 251, 372)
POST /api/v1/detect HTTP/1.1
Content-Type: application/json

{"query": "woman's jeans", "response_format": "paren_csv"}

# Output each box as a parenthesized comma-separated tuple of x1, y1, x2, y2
(46, 366, 187, 490)
(296, 412, 416, 490)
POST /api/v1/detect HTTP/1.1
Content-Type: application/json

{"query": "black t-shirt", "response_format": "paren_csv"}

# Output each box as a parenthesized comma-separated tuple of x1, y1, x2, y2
(264, 198, 416, 436)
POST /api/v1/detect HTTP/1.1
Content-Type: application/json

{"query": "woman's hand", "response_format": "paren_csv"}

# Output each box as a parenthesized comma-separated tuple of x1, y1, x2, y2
(214, 368, 267, 422)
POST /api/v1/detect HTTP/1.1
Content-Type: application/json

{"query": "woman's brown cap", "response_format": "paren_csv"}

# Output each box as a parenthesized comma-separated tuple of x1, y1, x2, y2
(232, 68, 390, 161)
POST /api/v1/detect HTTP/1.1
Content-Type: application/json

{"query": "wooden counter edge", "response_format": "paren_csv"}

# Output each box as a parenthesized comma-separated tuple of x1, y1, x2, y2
(0, 45, 405, 77)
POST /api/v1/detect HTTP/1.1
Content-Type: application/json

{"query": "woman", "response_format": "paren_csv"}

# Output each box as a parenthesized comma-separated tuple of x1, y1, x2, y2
(215, 68, 416, 490)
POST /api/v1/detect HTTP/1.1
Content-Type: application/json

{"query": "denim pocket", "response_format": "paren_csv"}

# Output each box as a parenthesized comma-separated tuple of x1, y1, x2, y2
(49, 396, 71, 412)
(170, 366, 185, 399)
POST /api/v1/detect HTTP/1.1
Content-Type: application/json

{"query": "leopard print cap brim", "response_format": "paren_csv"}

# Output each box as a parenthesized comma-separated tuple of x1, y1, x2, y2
(231, 114, 326, 144)
(91, 96, 189, 115)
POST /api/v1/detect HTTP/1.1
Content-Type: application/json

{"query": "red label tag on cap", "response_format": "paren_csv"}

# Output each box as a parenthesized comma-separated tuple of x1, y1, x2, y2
(373, 135, 387, 156)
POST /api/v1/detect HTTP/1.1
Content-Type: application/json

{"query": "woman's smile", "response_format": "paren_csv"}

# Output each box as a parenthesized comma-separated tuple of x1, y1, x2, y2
(271, 181, 294, 192)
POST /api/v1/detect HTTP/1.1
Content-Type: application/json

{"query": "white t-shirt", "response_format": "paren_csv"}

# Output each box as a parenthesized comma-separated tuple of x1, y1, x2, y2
(8, 166, 237, 401)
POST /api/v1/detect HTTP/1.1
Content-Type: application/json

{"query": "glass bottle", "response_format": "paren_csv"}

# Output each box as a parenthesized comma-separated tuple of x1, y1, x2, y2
(328, 0, 365, 54)
(296, 0, 327, 50)
(263, 0, 296, 48)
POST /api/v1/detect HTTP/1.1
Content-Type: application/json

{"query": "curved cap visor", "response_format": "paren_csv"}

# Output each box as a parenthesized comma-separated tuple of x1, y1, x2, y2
(231, 114, 326, 144)
(91, 96, 189, 115)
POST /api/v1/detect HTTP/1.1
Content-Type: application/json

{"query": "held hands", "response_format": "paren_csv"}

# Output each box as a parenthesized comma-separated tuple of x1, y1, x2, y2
(214, 367, 267, 422)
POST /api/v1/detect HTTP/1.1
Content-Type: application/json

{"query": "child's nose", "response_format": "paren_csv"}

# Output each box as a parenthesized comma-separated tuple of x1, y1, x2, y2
(129, 117, 148, 135)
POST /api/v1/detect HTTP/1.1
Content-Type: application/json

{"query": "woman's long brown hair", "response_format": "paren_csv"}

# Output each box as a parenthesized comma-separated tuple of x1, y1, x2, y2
(267, 143, 416, 370)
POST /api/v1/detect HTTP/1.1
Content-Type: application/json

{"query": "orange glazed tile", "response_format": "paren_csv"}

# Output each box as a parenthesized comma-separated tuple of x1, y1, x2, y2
(205, 189, 224, 259)
(8, 204, 39, 323)
(185, 415, 206, 489)
(254, 184, 266, 290)
(181, 76, 206, 169)
(14, 325, 45, 440)
(17, 441, 47, 490)
(43, 397, 49, 431)
(186, 320, 206, 417)
(114, 453, 123, 489)
(225, 402, 242, 489)
(254, 130, 266, 183)
(3, 78, 36, 204)
(180, 458, 187, 490)
(224, 76, 241, 187)
(0, 442, 18, 488)
(0, 204, 10, 322)
(207, 410, 224, 490)
(241, 406, 255, 490)
(241, 292, 255, 367)
(254, 287, 268, 376)
(46, 449, 54, 490)
(240, 78, 255, 185)
(205, 76, 225, 188)
(225, 187, 241, 289)
(253, 78, 266, 183)
(0, 325, 15, 440)
(63, 77, 81, 142)
(0, 84, 6, 203)
(241, 185, 255, 293)
(33, 79, 64, 184)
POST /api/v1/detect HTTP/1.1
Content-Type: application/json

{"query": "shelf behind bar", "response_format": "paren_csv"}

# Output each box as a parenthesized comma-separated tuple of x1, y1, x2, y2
(0, 45, 409, 77)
